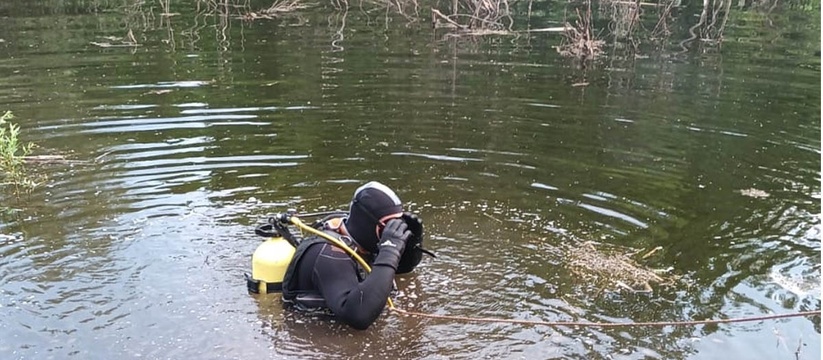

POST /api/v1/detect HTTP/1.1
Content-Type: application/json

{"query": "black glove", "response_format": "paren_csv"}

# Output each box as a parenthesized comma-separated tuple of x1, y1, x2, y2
(397, 212, 425, 274)
(372, 218, 411, 271)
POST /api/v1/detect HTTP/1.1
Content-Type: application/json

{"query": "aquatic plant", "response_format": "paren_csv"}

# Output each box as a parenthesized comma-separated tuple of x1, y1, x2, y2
(0, 111, 37, 196)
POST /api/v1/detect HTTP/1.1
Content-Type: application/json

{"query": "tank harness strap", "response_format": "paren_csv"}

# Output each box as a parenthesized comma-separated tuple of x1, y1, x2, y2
(281, 236, 328, 300)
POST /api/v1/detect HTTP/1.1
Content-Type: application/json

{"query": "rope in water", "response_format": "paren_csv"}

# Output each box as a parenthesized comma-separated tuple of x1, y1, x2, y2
(391, 308, 820, 328)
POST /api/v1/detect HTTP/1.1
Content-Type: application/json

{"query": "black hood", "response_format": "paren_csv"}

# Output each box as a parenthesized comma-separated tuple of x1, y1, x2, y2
(345, 181, 403, 253)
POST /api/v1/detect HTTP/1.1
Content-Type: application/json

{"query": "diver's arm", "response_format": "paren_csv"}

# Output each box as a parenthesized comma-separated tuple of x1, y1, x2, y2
(312, 246, 395, 330)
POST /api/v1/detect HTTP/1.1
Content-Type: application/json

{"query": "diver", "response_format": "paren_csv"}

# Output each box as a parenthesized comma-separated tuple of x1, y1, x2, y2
(280, 181, 427, 330)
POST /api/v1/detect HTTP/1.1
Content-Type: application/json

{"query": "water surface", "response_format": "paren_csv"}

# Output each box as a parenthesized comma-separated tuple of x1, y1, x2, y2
(0, 1, 819, 359)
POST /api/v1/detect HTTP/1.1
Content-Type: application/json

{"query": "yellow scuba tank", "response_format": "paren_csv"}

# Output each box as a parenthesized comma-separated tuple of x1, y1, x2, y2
(250, 236, 296, 294)
(246, 220, 300, 294)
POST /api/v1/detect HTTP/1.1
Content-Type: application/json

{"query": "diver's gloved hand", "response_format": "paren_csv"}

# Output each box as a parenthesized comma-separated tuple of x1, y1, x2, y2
(372, 218, 411, 271)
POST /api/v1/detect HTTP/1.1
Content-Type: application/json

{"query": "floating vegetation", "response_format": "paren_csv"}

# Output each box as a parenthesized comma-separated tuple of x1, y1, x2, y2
(767, 268, 820, 298)
(565, 241, 677, 294)
(240, 0, 313, 20)
(90, 29, 141, 48)
(739, 188, 770, 198)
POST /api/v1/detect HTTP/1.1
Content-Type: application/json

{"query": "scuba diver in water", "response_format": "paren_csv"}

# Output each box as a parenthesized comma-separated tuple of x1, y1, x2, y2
(281, 181, 428, 330)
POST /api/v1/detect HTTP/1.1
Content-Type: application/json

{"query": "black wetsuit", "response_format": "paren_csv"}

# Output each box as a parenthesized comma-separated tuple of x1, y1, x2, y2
(289, 239, 397, 330)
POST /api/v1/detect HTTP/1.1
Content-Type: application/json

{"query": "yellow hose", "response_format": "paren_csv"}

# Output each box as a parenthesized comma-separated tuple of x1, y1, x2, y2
(288, 216, 396, 309)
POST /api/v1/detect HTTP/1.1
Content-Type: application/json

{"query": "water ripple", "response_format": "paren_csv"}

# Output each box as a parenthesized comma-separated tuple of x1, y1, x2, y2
(81, 115, 265, 133)
(110, 80, 212, 89)
(392, 151, 484, 162)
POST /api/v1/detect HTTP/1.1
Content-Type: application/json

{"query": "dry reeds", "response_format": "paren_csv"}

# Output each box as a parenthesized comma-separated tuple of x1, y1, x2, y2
(558, 0, 605, 59)
(678, 0, 732, 53)
(265, 0, 310, 14)
(431, 0, 513, 33)
(651, 0, 678, 39)
(357, 0, 421, 22)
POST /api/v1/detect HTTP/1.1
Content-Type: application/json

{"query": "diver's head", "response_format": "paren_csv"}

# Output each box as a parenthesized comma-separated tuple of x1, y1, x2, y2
(345, 181, 403, 253)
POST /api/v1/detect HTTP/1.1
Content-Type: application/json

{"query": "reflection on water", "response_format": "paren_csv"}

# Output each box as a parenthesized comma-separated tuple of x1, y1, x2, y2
(0, 0, 819, 359)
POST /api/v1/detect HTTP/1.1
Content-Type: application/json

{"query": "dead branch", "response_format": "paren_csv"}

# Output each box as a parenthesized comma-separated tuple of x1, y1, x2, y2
(431, 8, 466, 29)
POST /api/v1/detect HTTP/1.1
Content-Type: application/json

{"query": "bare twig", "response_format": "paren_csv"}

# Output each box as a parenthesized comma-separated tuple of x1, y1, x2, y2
(482, 212, 503, 223)
(431, 8, 466, 29)
(641, 246, 663, 259)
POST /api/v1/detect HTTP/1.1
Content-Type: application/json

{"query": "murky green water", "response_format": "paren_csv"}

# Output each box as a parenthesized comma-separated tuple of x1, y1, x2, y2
(0, 1, 819, 359)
